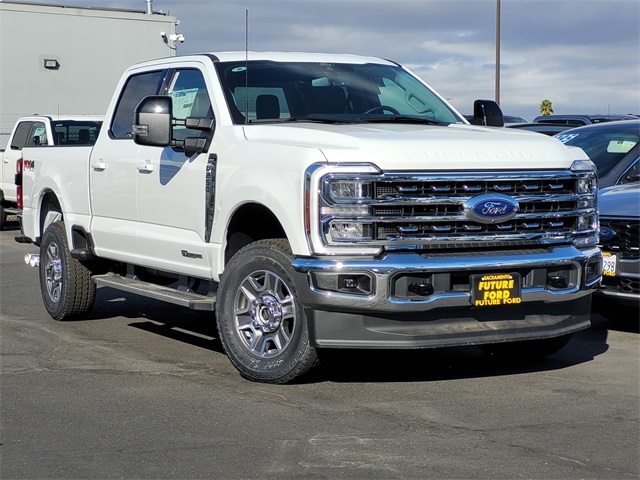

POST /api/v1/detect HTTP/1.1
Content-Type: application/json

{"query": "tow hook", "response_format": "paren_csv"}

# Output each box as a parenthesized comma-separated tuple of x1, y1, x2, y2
(25, 253, 40, 267)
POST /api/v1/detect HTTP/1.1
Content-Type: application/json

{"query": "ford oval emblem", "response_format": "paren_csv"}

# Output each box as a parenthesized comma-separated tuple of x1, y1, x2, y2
(599, 226, 617, 241)
(464, 194, 519, 224)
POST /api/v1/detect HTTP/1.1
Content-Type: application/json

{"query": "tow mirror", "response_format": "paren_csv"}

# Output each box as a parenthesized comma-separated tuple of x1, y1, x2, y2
(133, 95, 173, 147)
(471, 99, 504, 127)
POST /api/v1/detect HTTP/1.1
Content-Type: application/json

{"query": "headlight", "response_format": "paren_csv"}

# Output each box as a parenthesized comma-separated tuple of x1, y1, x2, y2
(577, 214, 597, 232)
(577, 176, 597, 194)
(329, 180, 372, 200)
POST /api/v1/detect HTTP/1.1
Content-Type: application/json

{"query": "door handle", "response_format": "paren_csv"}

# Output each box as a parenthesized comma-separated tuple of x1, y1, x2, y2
(137, 160, 154, 172)
(91, 160, 106, 170)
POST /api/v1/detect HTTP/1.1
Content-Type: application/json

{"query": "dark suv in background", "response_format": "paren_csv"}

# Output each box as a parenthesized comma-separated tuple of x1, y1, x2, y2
(532, 113, 638, 126)
(554, 120, 639, 188)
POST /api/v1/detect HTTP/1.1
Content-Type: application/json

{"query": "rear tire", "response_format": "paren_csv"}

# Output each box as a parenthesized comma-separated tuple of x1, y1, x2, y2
(216, 239, 318, 384)
(39, 221, 96, 320)
(479, 334, 572, 360)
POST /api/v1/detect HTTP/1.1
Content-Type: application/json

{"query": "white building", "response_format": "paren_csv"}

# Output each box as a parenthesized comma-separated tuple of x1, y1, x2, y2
(0, 1, 180, 147)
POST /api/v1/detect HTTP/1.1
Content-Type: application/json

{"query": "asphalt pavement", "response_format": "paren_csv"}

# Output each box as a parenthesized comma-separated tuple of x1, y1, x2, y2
(1, 218, 638, 480)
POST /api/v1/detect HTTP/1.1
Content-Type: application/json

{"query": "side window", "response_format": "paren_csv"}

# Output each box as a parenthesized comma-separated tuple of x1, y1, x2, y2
(619, 159, 639, 185)
(10, 121, 33, 149)
(168, 69, 213, 141)
(111, 70, 166, 139)
(28, 122, 47, 145)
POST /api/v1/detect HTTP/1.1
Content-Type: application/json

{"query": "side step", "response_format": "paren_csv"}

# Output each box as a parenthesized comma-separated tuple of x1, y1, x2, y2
(93, 273, 216, 311)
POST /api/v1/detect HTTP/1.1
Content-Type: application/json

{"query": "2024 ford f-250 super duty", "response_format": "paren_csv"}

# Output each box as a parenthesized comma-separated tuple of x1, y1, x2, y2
(18, 52, 603, 383)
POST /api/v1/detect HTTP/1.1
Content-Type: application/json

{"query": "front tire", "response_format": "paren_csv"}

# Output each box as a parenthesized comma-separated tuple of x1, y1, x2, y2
(216, 239, 318, 384)
(39, 221, 96, 320)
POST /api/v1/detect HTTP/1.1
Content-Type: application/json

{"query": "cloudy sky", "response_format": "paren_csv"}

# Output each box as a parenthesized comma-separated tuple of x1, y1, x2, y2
(28, 0, 640, 121)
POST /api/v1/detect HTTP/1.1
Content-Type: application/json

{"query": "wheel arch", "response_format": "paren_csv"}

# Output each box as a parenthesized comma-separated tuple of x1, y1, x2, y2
(37, 189, 63, 244)
(224, 202, 286, 264)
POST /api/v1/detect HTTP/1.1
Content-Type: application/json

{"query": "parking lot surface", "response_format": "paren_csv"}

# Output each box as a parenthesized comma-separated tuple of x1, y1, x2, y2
(1, 219, 638, 479)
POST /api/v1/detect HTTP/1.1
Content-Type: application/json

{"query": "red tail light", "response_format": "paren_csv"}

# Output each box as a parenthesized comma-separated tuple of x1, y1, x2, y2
(16, 157, 23, 210)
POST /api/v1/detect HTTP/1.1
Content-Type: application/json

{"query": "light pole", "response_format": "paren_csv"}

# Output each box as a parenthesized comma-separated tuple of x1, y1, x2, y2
(495, 0, 501, 105)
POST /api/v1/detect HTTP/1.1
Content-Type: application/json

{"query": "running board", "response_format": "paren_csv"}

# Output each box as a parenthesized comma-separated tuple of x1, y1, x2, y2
(93, 273, 216, 311)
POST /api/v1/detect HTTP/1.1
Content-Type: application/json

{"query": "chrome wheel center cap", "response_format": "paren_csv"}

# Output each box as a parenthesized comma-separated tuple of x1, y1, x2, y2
(251, 294, 283, 333)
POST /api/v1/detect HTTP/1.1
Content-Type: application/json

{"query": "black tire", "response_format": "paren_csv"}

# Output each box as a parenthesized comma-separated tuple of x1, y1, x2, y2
(0, 204, 6, 231)
(216, 239, 318, 384)
(39, 221, 96, 321)
(479, 334, 572, 360)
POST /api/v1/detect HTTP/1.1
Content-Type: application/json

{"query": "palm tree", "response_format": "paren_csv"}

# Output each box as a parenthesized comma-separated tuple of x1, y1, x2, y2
(540, 99, 554, 116)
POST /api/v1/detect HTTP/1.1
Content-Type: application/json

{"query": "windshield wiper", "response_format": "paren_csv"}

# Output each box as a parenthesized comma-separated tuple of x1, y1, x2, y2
(286, 115, 345, 124)
(355, 115, 449, 126)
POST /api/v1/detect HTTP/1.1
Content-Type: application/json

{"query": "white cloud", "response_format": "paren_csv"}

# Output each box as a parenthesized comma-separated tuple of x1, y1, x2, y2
(24, 0, 640, 119)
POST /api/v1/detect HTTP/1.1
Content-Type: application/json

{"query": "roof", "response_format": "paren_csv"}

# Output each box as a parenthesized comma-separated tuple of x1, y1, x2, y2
(532, 114, 638, 124)
(132, 51, 396, 68)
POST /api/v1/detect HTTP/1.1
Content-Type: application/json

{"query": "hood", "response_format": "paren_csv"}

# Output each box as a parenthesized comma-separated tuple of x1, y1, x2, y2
(598, 183, 640, 218)
(242, 122, 584, 171)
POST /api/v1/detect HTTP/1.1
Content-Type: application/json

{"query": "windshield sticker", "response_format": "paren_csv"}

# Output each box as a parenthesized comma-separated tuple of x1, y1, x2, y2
(170, 88, 198, 118)
(607, 139, 637, 153)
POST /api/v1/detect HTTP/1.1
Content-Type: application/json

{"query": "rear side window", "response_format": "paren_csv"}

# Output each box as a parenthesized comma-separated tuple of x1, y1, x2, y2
(111, 70, 166, 139)
(53, 121, 103, 145)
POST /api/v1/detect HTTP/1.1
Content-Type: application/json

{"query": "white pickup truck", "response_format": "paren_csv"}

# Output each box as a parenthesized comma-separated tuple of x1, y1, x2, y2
(19, 52, 603, 383)
(1, 115, 102, 229)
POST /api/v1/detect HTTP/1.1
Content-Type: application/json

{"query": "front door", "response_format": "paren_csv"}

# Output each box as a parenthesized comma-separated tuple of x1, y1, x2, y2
(135, 66, 215, 278)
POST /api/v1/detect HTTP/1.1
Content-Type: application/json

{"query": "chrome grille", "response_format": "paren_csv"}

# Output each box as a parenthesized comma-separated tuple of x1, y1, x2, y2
(320, 171, 597, 250)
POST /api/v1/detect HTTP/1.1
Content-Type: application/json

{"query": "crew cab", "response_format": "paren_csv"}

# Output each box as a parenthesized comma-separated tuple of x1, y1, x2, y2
(18, 52, 603, 383)
(1, 115, 103, 229)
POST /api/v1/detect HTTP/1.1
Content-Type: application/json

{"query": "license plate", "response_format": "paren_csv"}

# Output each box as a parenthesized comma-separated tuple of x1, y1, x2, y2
(602, 252, 617, 277)
(470, 273, 522, 307)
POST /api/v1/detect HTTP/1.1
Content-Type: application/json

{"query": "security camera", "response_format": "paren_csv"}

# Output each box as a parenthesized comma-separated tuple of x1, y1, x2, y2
(160, 31, 168, 41)
(169, 33, 185, 43)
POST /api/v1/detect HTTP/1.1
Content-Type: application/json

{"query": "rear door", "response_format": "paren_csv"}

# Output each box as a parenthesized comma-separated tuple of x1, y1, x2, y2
(89, 69, 167, 263)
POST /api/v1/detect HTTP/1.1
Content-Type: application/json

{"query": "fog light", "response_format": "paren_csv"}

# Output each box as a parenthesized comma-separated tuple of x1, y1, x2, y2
(548, 274, 568, 289)
(330, 222, 372, 241)
(310, 271, 373, 295)
(342, 277, 357, 289)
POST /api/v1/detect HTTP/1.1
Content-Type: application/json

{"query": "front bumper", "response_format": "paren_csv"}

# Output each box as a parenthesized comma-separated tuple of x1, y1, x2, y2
(595, 253, 640, 306)
(292, 245, 602, 348)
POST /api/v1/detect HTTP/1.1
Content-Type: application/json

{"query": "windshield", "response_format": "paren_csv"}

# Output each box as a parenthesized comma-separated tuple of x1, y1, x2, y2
(215, 60, 461, 125)
(556, 128, 639, 177)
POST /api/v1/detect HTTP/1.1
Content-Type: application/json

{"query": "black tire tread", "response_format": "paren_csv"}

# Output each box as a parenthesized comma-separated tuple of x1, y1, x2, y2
(216, 238, 318, 384)
(40, 221, 95, 321)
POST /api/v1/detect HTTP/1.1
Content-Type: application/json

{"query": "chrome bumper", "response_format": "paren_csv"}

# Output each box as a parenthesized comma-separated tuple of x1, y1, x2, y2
(292, 245, 602, 348)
